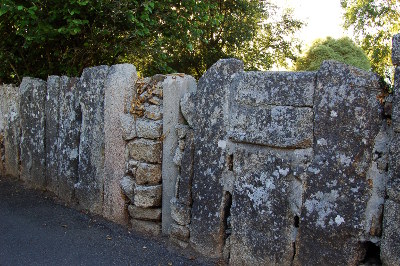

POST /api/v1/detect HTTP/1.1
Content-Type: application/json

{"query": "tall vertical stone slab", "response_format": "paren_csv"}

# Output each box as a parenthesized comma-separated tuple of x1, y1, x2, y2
(76, 66, 109, 213)
(19, 77, 47, 188)
(227, 71, 315, 264)
(0, 85, 6, 176)
(57, 76, 81, 203)
(162, 75, 196, 234)
(2, 85, 21, 178)
(381, 35, 400, 265)
(190, 59, 243, 257)
(294, 61, 383, 265)
(45, 76, 61, 193)
(103, 64, 137, 224)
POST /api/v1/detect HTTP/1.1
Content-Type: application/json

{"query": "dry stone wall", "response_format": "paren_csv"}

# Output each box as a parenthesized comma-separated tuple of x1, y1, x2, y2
(1, 33, 400, 266)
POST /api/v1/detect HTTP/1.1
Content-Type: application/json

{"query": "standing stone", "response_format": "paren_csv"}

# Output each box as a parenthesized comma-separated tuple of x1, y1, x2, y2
(392, 33, 400, 66)
(392, 67, 400, 132)
(176, 130, 195, 206)
(190, 59, 244, 257)
(19, 77, 47, 188)
(162, 74, 196, 234)
(76, 66, 109, 214)
(3, 85, 20, 178)
(294, 61, 382, 265)
(57, 76, 81, 203)
(103, 64, 137, 224)
(45, 76, 61, 193)
(230, 146, 312, 265)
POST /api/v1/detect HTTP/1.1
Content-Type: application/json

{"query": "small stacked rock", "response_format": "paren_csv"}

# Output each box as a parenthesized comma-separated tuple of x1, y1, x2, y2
(120, 75, 165, 236)
(169, 125, 194, 248)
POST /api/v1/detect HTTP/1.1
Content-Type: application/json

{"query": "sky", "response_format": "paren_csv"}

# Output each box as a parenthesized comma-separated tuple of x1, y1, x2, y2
(277, 0, 348, 47)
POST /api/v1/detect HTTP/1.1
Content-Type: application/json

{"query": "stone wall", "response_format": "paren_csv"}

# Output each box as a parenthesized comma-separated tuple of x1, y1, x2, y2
(1, 33, 400, 265)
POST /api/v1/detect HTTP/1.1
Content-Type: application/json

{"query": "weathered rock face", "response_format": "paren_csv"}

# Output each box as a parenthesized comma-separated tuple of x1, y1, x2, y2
(103, 64, 137, 224)
(392, 33, 400, 66)
(76, 66, 109, 213)
(161, 74, 196, 234)
(0, 84, 20, 178)
(230, 147, 312, 265)
(19, 77, 47, 188)
(294, 61, 384, 265)
(190, 59, 244, 257)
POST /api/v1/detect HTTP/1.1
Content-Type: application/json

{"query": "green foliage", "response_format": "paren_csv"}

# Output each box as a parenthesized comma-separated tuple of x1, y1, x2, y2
(341, 0, 400, 84)
(295, 37, 371, 71)
(0, 0, 303, 83)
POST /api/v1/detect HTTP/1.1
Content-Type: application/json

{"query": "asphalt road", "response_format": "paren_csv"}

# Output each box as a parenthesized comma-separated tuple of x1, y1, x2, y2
(0, 177, 215, 266)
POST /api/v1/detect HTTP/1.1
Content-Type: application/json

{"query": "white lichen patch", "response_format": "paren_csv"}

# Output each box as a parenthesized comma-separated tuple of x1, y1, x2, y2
(304, 190, 339, 228)
(335, 215, 345, 225)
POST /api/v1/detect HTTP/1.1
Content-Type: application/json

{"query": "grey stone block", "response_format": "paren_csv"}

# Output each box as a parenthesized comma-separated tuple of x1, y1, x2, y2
(176, 130, 194, 206)
(134, 184, 162, 208)
(120, 113, 136, 140)
(136, 118, 162, 139)
(231, 71, 315, 107)
(45, 76, 61, 193)
(128, 139, 162, 163)
(57, 76, 81, 203)
(392, 33, 400, 66)
(229, 146, 312, 266)
(19, 77, 47, 188)
(76, 65, 109, 214)
(103, 64, 137, 224)
(162, 74, 196, 234)
(0, 84, 20, 178)
(170, 223, 189, 240)
(381, 200, 400, 266)
(144, 104, 162, 120)
(120, 175, 135, 203)
(392, 67, 400, 132)
(136, 162, 162, 185)
(229, 105, 313, 148)
(294, 61, 383, 265)
(171, 198, 191, 226)
(131, 219, 161, 236)
(190, 59, 243, 257)
(128, 205, 162, 221)
(180, 91, 196, 127)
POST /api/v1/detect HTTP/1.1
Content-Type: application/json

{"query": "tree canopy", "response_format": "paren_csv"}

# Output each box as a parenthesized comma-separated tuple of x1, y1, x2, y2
(0, 0, 303, 84)
(341, 0, 400, 84)
(295, 37, 371, 71)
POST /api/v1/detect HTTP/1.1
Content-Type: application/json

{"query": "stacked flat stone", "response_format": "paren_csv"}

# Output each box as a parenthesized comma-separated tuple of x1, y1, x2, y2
(381, 32, 400, 266)
(120, 76, 164, 236)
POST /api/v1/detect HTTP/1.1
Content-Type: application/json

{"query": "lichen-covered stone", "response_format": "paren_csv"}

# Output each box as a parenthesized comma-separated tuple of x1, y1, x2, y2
(171, 197, 191, 226)
(180, 91, 196, 127)
(392, 67, 400, 132)
(120, 175, 135, 202)
(392, 33, 400, 66)
(136, 162, 161, 185)
(128, 205, 161, 221)
(45, 76, 61, 193)
(231, 71, 315, 107)
(170, 223, 190, 241)
(136, 118, 162, 139)
(229, 146, 312, 266)
(128, 139, 162, 163)
(229, 105, 313, 148)
(131, 219, 161, 236)
(19, 77, 47, 188)
(294, 61, 383, 265)
(103, 64, 137, 224)
(161, 75, 196, 234)
(134, 184, 162, 207)
(381, 200, 400, 266)
(76, 65, 109, 213)
(144, 104, 162, 120)
(120, 113, 136, 140)
(0, 84, 20, 178)
(190, 59, 244, 258)
(176, 130, 194, 206)
(56, 76, 81, 203)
